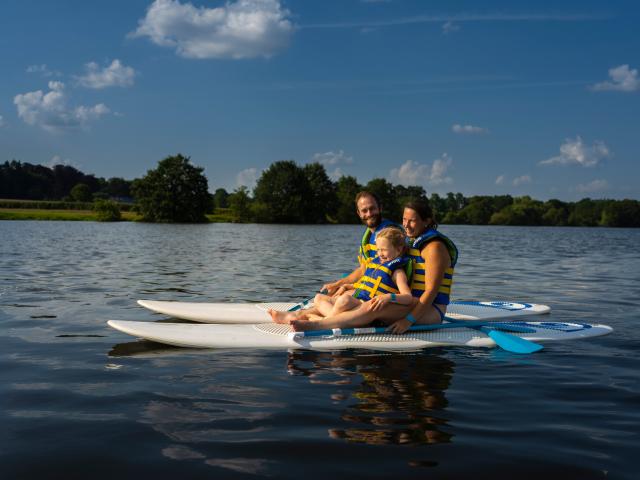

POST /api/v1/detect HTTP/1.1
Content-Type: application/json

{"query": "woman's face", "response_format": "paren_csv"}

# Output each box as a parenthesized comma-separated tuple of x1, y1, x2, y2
(376, 237, 402, 263)
(402, 207, 428, 238)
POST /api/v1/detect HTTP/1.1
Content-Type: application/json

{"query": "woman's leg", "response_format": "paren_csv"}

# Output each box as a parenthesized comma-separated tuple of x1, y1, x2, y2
(292, 302, 411, 331)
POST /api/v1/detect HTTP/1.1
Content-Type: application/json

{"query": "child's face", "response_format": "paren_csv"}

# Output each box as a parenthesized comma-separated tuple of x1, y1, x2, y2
(376, 237, 402, 263)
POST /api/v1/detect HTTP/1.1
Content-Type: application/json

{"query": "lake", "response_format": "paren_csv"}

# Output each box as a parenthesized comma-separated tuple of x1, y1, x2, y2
(0, 221, 638, 479)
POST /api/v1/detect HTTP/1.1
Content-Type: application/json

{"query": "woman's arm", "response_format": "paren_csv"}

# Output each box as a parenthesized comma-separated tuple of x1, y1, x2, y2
(321, 264, 365, 295)
(387, 241, 451, 334)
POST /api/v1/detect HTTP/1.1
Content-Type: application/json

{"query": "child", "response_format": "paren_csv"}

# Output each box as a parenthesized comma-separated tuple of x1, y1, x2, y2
(268, 227, 413, 329)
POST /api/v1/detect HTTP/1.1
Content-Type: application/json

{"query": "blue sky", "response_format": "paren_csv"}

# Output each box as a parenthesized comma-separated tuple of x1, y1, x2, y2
(0, 0, 638, 200)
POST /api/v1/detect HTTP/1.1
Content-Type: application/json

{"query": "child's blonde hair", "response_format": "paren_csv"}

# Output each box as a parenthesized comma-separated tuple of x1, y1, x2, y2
(375, 227, 407, 252)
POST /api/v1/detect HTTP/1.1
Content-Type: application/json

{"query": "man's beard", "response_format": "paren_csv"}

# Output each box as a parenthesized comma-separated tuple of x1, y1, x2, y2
(364, 212, 382, 229)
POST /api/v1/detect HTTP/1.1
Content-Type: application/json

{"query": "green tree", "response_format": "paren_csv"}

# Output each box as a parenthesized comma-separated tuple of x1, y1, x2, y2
(567, 198, 602, 226)
(335, 175, 362, 224)
(600, 199, 640, 227)
(131, 154, 210, 223)
(70, 183, 92, 202)
(228, 186, 252, 222)
(253, 160, 311, 223)
(490, 196, 545, 225)
(542, 199, 569, 226)
(302, 163, 338, 223)
(395, 185, 428, 214)
(104, 177, 132, 198)
(93, 199, 121, 221)
(213, 188, 229, 209)
(365, 178, 399, 220)
(429, 193, 447, 220)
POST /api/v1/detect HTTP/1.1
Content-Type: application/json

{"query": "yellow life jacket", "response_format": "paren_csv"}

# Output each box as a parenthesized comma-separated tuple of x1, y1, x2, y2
(357, 219, 402, 265)
(353, 255, 410, 301)
(407, 229, 458, 305)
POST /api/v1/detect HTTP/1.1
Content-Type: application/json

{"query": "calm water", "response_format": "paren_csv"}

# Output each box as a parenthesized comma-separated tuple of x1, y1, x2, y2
(1, 221, 638, 479)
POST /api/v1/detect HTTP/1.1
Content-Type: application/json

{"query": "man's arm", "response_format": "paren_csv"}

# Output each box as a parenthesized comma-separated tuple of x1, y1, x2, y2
(321, 264, 365, 295)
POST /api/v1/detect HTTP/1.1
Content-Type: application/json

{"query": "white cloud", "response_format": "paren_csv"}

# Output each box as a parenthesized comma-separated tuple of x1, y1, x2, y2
(0, 115, 5, 128)
(131, 0, 294, 60)
(495, 174, 505, 185)
(311, 150, 353, 166)
(390, 153, 453, 187)
(14, 81, 110, 132)
(575, 179, 609, 193)
(76, 60, 136, 89)
(512, 175, 532, 186)
(452, 123, 488, 134)
(327, 167, 345, 181)
(26, 64, 62, 77)
(442, 21, 460, 34)
(540, 136, 611, 167)
(591, 64, 640, 92)
(236, 167, 259, 189)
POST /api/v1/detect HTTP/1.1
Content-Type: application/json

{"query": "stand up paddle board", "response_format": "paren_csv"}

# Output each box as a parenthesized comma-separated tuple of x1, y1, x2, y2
(136, 299, 550, 324)
(107, 320, 611, 352)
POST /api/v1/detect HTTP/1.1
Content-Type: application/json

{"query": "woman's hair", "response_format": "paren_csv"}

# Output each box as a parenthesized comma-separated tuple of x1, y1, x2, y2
(375, 227, 407, 251)
(404, 199, 438, 230)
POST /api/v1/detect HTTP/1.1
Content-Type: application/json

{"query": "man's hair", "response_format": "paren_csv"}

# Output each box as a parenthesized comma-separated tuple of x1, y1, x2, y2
(354, 191, 381, 210)
(404, 199, 437, 229)
(376, 227, 407, 251)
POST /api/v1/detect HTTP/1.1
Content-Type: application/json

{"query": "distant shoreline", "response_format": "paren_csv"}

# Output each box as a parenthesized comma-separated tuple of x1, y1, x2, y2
(0, 209, 231, 223)
(2, 208, 639, 227)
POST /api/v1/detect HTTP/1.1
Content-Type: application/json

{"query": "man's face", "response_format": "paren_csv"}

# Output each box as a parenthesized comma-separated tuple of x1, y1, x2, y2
(356, 195, 382, 229)
(402, 207, 426, 238)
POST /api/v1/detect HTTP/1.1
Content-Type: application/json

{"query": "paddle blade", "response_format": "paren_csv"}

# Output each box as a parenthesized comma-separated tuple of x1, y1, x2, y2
(482, 327, 544, 354)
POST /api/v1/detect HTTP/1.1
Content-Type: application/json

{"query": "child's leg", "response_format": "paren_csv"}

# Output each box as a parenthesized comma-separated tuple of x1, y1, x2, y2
(329, 294, 362, 316)
(269, 293, 337, 324)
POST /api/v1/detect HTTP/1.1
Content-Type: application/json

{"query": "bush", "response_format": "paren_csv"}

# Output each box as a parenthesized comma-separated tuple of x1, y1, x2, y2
(93, 199, 121, 222)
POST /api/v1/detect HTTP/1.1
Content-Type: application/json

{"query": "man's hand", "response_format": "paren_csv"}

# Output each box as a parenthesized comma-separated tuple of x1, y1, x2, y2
(320, 281, 341, 296)
(387, 318, 412, 334)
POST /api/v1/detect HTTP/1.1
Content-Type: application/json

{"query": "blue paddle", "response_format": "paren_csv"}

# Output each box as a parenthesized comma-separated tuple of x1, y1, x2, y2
(444, 316, 543, 354)
(287, 289, 328, 312)
(290, 320, 536, 338)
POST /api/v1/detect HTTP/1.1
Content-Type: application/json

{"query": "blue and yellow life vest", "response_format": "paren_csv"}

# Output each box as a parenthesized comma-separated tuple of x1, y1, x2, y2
(353, 255, 410, 302)
(407, 229, 458, 305)
(357, 219, 402, 265)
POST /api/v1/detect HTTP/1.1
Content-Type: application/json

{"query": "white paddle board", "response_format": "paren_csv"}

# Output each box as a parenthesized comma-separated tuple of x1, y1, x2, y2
(107, 320, 610, 352)
(136, 299, 551, 324)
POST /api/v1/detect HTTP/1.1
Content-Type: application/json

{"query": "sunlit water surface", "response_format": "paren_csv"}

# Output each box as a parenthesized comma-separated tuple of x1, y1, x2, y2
(0, 222, 638, 479)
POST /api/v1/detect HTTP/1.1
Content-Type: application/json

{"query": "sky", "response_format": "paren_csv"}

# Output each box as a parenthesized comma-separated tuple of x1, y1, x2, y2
(0, 0, 638, 200)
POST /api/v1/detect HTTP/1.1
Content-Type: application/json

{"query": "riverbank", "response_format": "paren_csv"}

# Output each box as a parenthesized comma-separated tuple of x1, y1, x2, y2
(0, 208, 234, 222)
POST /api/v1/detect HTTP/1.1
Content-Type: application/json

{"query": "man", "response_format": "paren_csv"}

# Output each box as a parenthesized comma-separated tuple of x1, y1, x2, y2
(321, 191, 400, 295)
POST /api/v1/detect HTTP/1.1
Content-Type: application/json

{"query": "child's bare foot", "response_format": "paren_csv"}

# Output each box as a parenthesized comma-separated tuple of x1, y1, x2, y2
(268, 309, 297, 324)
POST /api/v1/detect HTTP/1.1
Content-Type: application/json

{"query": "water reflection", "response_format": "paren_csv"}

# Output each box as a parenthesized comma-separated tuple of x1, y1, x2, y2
(287, 350, 455, 446)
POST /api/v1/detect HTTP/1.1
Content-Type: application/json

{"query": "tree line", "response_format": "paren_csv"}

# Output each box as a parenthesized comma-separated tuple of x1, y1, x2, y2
(2, 157, 639, 227)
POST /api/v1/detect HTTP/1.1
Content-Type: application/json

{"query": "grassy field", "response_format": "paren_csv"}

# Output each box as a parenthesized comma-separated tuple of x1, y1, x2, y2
(0, 208, 140, 221)
(0, 208, 233, 223)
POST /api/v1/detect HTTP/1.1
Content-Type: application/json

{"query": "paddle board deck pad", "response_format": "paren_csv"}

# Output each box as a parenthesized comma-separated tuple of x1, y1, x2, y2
(107, 320, 610, 352)
(136, 299, 551, 324)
